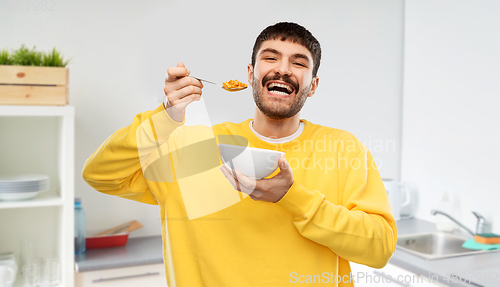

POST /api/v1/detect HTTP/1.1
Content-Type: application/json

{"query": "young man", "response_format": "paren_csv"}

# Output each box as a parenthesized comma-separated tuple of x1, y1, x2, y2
(83, 22, 397, 287)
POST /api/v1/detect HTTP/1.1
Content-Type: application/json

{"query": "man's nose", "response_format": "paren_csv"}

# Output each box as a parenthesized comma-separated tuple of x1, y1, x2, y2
(273, 60, 292, 77)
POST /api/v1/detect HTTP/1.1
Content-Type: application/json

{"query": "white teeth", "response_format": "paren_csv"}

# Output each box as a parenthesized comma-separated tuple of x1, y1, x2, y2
(268, 82, 293, 93)
(269, 90, 289, 96)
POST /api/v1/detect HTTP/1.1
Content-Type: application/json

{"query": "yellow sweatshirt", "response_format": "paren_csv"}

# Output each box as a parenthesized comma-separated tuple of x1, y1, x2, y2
(82, 104, 397, 287)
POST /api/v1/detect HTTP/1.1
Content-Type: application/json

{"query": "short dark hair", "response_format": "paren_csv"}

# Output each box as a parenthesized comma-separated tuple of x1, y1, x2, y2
(251, 22, 321, 77)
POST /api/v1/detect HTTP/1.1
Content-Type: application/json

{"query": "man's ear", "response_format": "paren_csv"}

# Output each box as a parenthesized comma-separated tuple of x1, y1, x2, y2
(308, 76, 319, 97)
(247, 64, 254, 87)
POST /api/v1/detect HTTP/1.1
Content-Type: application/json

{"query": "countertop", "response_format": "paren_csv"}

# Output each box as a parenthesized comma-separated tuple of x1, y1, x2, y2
(74, 236, 163, 272)
(75, 219, 500, 286)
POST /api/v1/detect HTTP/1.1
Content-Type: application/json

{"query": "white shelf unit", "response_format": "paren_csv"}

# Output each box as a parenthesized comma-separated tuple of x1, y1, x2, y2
(0, 105, 75, 287)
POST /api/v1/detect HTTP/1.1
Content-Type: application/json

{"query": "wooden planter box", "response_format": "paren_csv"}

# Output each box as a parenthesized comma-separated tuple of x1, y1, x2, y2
(0, 65, 68, 106)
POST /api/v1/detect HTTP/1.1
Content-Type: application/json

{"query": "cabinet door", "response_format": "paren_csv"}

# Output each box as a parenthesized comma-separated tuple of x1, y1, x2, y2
(75, 263, 166, 287)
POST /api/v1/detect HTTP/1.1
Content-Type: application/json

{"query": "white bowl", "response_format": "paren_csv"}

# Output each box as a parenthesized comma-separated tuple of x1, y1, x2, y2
(218, 144, 285, 179)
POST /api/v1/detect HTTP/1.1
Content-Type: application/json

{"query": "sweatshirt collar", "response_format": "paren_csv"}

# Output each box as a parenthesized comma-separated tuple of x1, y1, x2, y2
(249, 120, 304, 144)
(240, 119, 313, 151)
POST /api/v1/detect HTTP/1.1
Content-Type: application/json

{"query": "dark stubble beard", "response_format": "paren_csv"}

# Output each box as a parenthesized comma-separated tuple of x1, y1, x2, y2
(252, 75, 311, 120)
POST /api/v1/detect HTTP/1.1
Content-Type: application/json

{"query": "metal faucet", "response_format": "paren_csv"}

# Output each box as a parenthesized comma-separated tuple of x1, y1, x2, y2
(430, 210, 491, 236)
(472, 211, 491, 234)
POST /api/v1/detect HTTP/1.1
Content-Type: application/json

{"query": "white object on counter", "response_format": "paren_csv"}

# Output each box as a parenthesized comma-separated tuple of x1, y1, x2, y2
(382, 179, 413, 221)
(435, 191, 455, 232)
(0, 253, 17, 287)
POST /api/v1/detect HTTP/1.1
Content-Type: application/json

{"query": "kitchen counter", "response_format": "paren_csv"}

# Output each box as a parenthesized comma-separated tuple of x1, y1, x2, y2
(75, 219, 500, 286)
(74, 236, 163, 272)
(393, 218, 500, 287)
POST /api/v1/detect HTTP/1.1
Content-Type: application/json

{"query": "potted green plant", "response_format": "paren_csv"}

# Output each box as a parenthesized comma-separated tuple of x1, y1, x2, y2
(0, 45, 71, 106)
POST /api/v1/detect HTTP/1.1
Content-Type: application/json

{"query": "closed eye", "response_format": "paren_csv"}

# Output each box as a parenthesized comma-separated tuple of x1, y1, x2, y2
(293, 62, 306, 67)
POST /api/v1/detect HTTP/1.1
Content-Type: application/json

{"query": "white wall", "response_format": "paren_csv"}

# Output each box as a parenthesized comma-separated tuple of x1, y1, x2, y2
(402, 0, 500, 233)
(1, 0, 404, 237)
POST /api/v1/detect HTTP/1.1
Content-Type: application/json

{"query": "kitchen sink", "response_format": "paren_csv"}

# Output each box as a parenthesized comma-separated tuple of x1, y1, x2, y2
(396, 232, 499, 260)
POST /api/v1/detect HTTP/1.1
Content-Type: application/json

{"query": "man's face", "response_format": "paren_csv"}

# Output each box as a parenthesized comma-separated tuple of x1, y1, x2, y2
(248, 39, 319, 120)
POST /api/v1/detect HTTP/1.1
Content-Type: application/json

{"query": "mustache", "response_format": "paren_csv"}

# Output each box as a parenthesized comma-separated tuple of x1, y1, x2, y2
(261, 74, 299, 92)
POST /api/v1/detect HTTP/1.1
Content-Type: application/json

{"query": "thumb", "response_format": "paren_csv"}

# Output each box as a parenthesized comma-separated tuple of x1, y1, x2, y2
(279, 156, 289, 171)
(177, 62, 190, 75)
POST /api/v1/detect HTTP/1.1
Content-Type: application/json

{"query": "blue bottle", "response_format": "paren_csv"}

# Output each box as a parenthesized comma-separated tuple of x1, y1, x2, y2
(74, 198, 86, 254)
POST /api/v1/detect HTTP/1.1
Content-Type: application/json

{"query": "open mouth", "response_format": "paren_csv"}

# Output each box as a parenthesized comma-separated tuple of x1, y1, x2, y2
(266, 82, 295, 96)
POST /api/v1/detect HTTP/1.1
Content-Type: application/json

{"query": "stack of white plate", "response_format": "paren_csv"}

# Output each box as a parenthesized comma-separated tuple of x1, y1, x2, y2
(0, 175, 50, 201)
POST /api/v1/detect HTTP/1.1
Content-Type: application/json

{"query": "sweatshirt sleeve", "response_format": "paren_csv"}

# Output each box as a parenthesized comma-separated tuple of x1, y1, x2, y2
(82, 104, 184, 205)
(275, 136, 397, 269)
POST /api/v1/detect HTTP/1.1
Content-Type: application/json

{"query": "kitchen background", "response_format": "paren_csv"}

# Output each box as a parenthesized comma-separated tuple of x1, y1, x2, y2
(1, 0, 498, 240)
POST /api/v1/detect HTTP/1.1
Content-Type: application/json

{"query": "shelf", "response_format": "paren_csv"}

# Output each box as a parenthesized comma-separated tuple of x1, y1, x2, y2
(0, 190, 64, 209)
(0, 103, 75, 286)
(0, 105, 74, 116)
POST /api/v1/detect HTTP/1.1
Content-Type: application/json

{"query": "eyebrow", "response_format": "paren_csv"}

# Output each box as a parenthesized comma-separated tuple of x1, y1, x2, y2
(259, 48, 311, 62)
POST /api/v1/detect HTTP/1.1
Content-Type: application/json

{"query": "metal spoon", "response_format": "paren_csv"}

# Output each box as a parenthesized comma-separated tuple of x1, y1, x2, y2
(192, 77, 248, 92)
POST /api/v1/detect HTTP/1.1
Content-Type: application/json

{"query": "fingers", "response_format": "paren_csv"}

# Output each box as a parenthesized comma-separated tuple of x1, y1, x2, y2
(164, 63, 204, 114)
(220, 165, 240, 192)
(165, 81, 203, 103)
(219, 163, 293, 203)
(169, 93, 202, 112)
(231, 169, 258, 190)
(220, 166, 257, 195)
(163, 62, 207, 122)
(167, 76, 204, 93)
(164, 74, 204, 101)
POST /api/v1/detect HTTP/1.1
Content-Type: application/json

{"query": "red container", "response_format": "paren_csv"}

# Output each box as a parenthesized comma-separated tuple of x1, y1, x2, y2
(86, 234, 129, 249)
